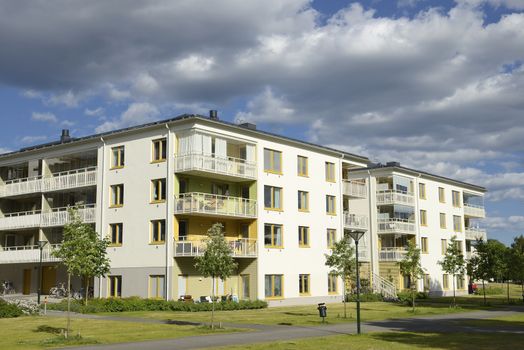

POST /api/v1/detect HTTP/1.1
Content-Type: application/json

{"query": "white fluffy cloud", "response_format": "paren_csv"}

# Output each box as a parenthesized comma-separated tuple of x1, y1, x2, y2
(20, 135, 48, 144)
(31, 112, 57, 123)
(95, 102, 160, 133)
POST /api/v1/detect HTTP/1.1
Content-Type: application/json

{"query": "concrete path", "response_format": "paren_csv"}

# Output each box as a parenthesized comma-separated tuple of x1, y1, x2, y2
(59, 307, 524, 350)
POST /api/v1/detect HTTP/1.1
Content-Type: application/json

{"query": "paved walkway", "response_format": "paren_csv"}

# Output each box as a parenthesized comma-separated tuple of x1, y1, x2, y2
(57, 307, 524, 350)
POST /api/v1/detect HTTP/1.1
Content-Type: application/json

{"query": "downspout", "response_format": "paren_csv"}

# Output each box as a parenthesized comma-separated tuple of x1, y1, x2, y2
(367, 170, 375, 286)
(414, 173, 422, 293)
(339, 154, 345, 302)
(98, 137, 106, 299)
(165, 124, 171, 300)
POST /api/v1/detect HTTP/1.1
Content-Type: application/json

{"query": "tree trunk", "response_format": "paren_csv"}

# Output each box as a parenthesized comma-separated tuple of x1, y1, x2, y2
(85, 277, 89, 305)
(211, 276, 215, 330)
(66, 273, 71, 339)
(412, 284, 415, 313)
(482, 280, 486, 306)
(452, 274, 456, 307)
(507, 280, 510, 304)
(343, 274, 347, 318)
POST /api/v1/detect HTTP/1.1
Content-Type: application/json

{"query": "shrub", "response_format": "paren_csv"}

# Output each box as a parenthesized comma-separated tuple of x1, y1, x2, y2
(474, 286, 504, 295)
(0, 299, 24, 318)
(397, 291, 429, 305)
(346, 293, 384, 302)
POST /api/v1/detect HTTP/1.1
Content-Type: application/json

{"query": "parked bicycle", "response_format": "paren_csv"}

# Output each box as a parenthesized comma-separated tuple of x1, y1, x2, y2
(1, 280, 16, 295)
(49, 283, 67, 298)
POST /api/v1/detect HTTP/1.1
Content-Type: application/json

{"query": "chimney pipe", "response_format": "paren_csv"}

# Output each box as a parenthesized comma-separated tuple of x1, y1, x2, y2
(209, 110, 218, 120)
(60, 129, 71, 143)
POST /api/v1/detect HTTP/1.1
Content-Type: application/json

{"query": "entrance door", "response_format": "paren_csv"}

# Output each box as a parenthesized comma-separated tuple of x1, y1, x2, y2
(42, 266, 56, 294)
(241, 275, 250, 299)
(23, 269, 31, 295)
(178, 275, 187, 298)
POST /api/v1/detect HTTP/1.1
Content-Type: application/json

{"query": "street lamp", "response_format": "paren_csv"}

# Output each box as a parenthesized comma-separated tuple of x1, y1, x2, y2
(347, 230, 365, 335)
(37, 240, 48, 304)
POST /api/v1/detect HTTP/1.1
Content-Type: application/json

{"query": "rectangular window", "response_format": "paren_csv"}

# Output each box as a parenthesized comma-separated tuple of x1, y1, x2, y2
(108, 276, 122, 297)
(109, 223, 123, 245)
(454, 240, 463, 253)
(298, 191, 309, 211)
(441, 239, 447, 255)
(264, 148, 282, 174)
(264, 186, 282, 210)
(440, 213, 446, 229)
(452, 190, 461, 207)
(325, 162, 336, 182)
(298, 226, 309, 247)
(453, 215, 462, 232)
(150, 219, 166, 244)
(111, 146, 125, 168)
(442, 274, 449, 289)
(421, 237, 428, 253)
(148, 275, 165, 299)
(151, 178, 167, 202)
(419, 183, 426, 199)
(265, 274, 283, 298)
(328, 274, 338, 294)
(423, 274, 430, 291)
(327, 229, 336, 248)
(297, 156, 308, 177)
(264, 224, 283, 248)
(420, 210, 427, 226)
(326, 195, 336, 215)
(457, 276, 465, 290)
(110, 184, 124, 207)
(438, 187, 445, 203)
(152, 138, 167, 162)
(299, 274, 310, 295)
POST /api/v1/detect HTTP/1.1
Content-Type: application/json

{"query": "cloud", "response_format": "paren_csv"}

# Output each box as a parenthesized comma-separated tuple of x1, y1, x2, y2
(235, 87, 296, 124)
(84, 107, 105, 117)
(31, 112, 57, 123)
(20, 135, 48, 144)
(485, 216, 524, 231)
(61, 120, 75, 127)
(0, 147, 12, 154)
(95, 102, 160, 133)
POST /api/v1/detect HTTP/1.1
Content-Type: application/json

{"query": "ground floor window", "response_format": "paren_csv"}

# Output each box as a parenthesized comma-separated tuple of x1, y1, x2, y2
(442, 274, 449, 290)
(456, 275, 465, 290)
(265, 274, 283, 298)
(149, 275, 165, 299)
(328, 274, 337, 294)
(299, 274, 310, 295)
(423, 274, 430, 291)
(241, 274, 250, 299)
(108, 275, 122, 297)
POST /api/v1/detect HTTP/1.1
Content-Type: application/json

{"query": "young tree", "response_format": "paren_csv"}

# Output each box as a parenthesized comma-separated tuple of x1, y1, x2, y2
(439, 236, 465, 307)
(509, 235, 524, 302)
(53, 209, 111, 337)
(194, 223, 238, 329)
(399, 241, 425, 312)
(325, 235, 355, 318)
(472, 239, 490, 305)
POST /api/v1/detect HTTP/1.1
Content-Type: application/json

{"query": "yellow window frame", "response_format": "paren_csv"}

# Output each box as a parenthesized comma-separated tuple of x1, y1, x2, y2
(151, 178, 167, 203)
(298, 226, 309, 248)
(452, 190, 461, 208)
(111, 146, 125, 169)
(299, 274, 310, 296)
(298, 190, 309, 212)
(438, 187, 446, 203)
(328, 274, 338, 294)
(109, 223, 123, 246)
(326, 195, 336, 215)
(297, 156, 308, 177)
(148, 275, 165, 299)
(453, 215, 462, 232)
(150, 219, 166, 244)
(265, 274, 283, 299)
(110, 184, 124, 207)
(420, 209, 427, 226)
(152, 138, 167, 162)
(327, 229, 336, 248)
(419, 183, 426, 199)
(264, 185, 283, 211)
(325, 162, 336, 182)
(264, 148, 282, 174)
(108, 275, 122, 297)
(441, 239, 447, 255)
(439, 213, 446, 229)
(264, 224, 283, 248)
(421, 237, 428, 254)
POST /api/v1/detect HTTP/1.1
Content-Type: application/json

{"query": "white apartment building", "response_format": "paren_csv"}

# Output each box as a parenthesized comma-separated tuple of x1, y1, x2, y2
(0, 112, 486, 303)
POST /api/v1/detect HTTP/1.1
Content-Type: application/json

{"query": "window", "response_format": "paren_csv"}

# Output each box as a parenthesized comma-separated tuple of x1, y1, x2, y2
(452, 190, 461, 207)
(440, 213, 446, 229)
(299, 274, 310, 295)
(108, 276, 122, 297)
(438, 187, 445, 203)
(441, 239, 447, 255)
(264, 186, 282, 210)
(109, 223, 123, 245)
(454, 240, 463, 253)
(453, 215, 462, 232)
(420, 210, 427, 226)
(325, 162, 336, 182)
(110, 184, 124, 207)
(265, 274, 283, 298)
(111, 146, 125, 168)
(442, 274, 449, 289)
(149, 275, 165, 299)
(418, 183, 426, 199)
(423, 274, 430, 291)
(264, 224, 283, 248)
(421, 237, 428, 253)
(152, 138, 167, 162)
(298, 191, 309, 211)
(457, 276, 465, 290)
(150, 219, 166, 244)
(264, 148, 282, 174)
(151, 178, 166, 202)
(298, 226, 309, 247)
(326, 195, 336, 215)
(327, 229, 336, 248)
(328, 274, 338, 294)
(297, 156, 308, 176)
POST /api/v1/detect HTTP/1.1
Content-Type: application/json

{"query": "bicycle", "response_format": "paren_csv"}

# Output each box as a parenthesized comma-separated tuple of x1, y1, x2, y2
(49, 283, 67, 298)
(1, 280, 16, 295)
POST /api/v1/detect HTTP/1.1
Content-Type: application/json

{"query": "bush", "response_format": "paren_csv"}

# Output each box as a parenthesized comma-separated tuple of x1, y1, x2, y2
(0, 299, 24, 318)
(46, 297, 268, 314)
(397, 291, 429, 306)
(346, 293, 384, 302)
(475, 286, 504, 295)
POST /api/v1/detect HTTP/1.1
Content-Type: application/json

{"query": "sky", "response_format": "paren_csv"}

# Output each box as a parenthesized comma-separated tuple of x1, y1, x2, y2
(0, 0, 523, 245)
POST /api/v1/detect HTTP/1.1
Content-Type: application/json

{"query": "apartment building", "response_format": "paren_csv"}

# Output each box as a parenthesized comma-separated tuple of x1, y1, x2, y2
(0, 112, 486, 302)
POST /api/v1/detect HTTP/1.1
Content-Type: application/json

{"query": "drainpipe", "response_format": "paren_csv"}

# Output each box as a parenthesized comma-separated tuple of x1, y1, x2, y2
(98, 137, 106, 299)
(367, 170, 376, 287)
(414, 174, 422, 293)
(165, 124, 171, 300)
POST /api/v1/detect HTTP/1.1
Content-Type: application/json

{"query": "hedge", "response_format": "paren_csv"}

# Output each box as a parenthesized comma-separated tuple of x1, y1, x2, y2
(346, 293, 384, 302)
(0, 299, 24, 318)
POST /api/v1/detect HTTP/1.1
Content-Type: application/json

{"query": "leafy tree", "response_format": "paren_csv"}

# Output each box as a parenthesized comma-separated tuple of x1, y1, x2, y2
(325, 235, 355, 318)
(194, 223, 238, 329)
(439, 236, 465, 307)
(53, 209, 111, 337)
(471, 239, 491, 305)
(399, 241, 425, 312)
(509, 235, 524, 302)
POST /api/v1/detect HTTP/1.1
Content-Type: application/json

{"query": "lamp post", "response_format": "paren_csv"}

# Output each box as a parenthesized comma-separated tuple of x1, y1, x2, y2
(347, 230, 365, 335)
(37, 240, 48, 304)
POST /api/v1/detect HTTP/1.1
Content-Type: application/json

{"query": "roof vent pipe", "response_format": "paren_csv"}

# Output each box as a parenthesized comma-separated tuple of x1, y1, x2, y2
(209, 110, 219, 120)
(60, 129, 71, 143)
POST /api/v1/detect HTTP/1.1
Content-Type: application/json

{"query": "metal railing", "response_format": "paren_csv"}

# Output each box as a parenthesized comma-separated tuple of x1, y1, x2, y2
(0, 243, 61, 264)
(357, 246, 369, 261)
(377, 218, 416, 234)
(175, 192, 257, 218)
(174, 153, 257, 179)
(0, 175, 43, 197)
(379, 247, 407, 261)
(464, 203, 486, 218)
(342, 180, 367, 198)
(0, 210, 42, 230)
(0, 205, 96, 230)
(465, 227, 487, 241)
(174, 238, 257, 258)
(372, 273, 397, 299)
(376, 190, 415, 206)
(343, 212, 368, 230)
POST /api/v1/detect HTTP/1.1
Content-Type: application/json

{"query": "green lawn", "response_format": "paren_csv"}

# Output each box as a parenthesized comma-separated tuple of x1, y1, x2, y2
(421, 283, 524, 306)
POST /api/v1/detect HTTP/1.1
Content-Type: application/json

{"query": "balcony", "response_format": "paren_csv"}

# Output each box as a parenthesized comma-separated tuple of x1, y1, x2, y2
(0, 244, 61, 264)
(377, 219, 416, 235)
(174, 153, 256, 181)
(0, 210, 42, 230)
(343, 213, 368, 231)
(376, 190, 414, 206)
(379, 247, 407, 262)
(175, 192, 257, 219)
(343, 180, 367, 199)
(465, 227, 487, 241)
(0, 205, 96, 231)
(0, 167, 97, 198)
(357, 247, 369, 261)
(174, 238, 257, 258)
(464, 204, 486, 218)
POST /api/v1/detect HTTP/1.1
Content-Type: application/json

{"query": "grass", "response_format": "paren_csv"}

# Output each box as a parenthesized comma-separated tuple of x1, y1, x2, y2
(0, 316, 240, 350)
(421, 283, 524, 307)
(459, 311, 524, 328)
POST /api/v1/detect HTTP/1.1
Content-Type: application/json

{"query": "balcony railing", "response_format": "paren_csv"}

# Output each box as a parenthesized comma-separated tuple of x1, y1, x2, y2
(0, 210, 42, 230)
(343, 212, 368, 230)
(0, 205, 96, 231)
(465, 227, 487, 241)
(175, 153, 257, 180)
(357, 247, 369, 261)
(342, 180, 367, 198)
(464, 204, 486, 218)
(0, 244, 61, 264)
(0, 167, 97, 198)
(376, 190, 415, 206)
(377, 218, 416, 235)
(175, 192, 257, 219)
(379, 247, 407, 262)
(174, 238, 257, 258)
